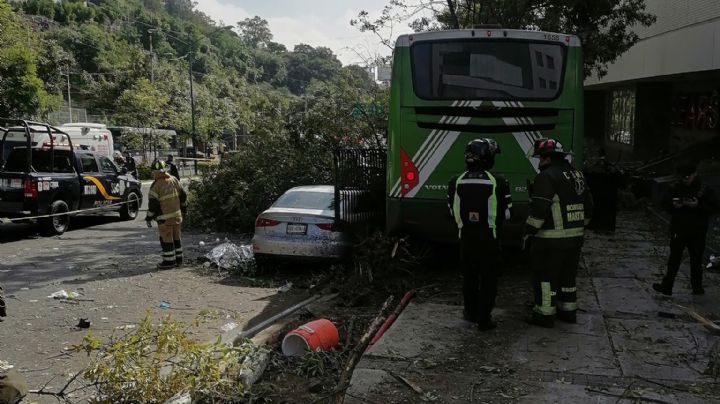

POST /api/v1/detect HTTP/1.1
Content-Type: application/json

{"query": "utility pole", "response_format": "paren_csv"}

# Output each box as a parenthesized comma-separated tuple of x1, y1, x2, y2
(189, 57, 197, 159)
(66, 68, 72, 123)
(148, 29, 157, 83)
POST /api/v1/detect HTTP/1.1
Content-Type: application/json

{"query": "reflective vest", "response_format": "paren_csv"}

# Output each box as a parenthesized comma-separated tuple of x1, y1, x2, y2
(148, 173, 184, 224)
(525, 161, 593, 240)
(447, 170, 498, 239)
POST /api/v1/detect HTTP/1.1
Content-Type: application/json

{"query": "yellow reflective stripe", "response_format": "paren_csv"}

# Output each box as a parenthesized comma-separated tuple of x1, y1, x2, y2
(551, 194, 563, 230)
(157, 210, 182, 220)
(149, 191, 159, 199)
(536, 227, 584, 239)
(452, 171, 466, 232)
(561, 287, 577, 293)
(158, 194, 177, 201)
(487, 172, 497, 239)
(558, 301, 577, 311)
(526, 216, 544, 229)
(84, 176, 121, 201)
(541, 282, 552, 308)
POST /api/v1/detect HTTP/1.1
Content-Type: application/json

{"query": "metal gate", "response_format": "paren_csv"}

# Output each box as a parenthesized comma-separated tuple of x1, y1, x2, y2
(333, 148, 386, 230)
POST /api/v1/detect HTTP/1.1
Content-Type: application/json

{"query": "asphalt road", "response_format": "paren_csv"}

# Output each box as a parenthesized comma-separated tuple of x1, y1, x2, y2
(0, 182, 310, 402)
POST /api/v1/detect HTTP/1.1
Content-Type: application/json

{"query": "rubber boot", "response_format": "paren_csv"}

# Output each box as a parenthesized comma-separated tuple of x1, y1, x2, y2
(158, 241, 176, 269)
(174, 240, 183, 267)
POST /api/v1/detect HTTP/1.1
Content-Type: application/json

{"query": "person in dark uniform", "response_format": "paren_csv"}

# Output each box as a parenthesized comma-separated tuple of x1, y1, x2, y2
(123, 152, 138, 179)
(447, 139, 504, 331)
(584, 148, 622, 232)
(653, 162, 719, 296)
(525, 138, 593, 328)
(166, 154, 181, 180)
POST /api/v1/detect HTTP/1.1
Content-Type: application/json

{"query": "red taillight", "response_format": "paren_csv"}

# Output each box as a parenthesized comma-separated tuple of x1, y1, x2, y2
(255, 217, 280, 227)
(399, 147, 419, 196)
(315, 223, 334, 231)
(24, 180, 38, 199)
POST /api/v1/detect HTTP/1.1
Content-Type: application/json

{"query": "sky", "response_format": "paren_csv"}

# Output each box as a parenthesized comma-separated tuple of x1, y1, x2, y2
(194, 0, 425, 65)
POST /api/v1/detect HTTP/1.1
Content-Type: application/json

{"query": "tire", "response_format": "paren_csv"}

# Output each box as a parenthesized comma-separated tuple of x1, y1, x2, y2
(120, 191, 140, 220)
(41, 200, 70, 236)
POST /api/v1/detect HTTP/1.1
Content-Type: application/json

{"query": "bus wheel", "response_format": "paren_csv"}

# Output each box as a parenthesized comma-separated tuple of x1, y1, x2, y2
(42, 200, 70, 235)
(120, 191, 140, 220)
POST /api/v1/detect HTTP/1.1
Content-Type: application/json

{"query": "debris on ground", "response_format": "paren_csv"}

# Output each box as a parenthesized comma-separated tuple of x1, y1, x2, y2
(76, 318, 91, 329)
(158, 302, 171, 309)
(221, 322, 238, 332)
(204, 242, 254, 272)
(277, 281, 293, 293)
(707, 254, 720, 269)
(47, 290, 80, 300)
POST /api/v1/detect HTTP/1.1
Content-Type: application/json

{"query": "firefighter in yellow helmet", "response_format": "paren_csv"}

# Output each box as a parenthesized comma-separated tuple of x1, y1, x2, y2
(146, 160, 187, 269)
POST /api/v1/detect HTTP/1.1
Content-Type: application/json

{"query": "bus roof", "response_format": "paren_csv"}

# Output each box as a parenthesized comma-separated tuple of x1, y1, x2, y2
(395, 29, 581, 48)
(60, 122, 108, 129)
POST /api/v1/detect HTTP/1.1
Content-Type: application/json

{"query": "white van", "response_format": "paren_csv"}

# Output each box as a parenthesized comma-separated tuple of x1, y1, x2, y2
(59, 123, 114, 159)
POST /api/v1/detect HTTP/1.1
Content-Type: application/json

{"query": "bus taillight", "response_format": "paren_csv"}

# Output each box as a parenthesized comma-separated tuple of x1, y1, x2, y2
(399, 147, 419, 196)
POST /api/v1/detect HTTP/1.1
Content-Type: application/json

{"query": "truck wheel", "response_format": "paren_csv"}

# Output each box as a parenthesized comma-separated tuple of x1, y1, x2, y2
(120, 191, 140, 220)
(42, 200, 70, 235)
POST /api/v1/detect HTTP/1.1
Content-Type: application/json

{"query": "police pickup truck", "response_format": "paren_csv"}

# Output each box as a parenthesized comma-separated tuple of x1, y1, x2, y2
(0, 121, 142, 235)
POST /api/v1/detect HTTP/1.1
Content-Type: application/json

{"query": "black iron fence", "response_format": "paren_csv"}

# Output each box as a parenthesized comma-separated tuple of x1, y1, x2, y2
(333, 148, 386, 230)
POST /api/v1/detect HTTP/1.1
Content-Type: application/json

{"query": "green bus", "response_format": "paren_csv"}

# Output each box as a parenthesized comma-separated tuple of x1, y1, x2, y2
(386, 28, 584, 243)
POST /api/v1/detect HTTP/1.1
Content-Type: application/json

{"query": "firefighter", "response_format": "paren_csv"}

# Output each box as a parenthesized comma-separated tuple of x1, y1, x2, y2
(525, 138, 593, 328)
(447, 139, 503, 331)
(653, 162, 719, 296)
(146, 160, 187, 269)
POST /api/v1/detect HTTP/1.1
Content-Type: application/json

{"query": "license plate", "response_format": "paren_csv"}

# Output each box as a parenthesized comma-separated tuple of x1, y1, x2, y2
(286, 223, 307, 235)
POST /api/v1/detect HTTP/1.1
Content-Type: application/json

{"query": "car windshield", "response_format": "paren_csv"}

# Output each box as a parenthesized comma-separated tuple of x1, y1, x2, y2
(273, 190, 334, 210)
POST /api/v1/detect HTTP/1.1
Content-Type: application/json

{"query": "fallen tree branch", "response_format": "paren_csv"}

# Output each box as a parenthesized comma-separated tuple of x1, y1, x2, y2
(674, 304, 720, 335)
(333, 295, 394, 404)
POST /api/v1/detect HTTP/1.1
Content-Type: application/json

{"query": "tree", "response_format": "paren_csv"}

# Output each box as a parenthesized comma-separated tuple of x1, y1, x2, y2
(283, 44, 342, 94)
(116, 79, 170, 155)
(353, 0, 656, 78)
(237, 16, 273, 49)
(0, 2, 58, 118)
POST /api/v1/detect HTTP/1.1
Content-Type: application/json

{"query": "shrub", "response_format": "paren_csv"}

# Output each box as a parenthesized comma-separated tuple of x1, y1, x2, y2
(185, 133, 334, 232)
(137, 162, 152, 181)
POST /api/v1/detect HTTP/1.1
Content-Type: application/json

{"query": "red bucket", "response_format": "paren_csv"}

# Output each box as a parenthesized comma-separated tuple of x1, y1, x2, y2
(282, 319, 339, 356)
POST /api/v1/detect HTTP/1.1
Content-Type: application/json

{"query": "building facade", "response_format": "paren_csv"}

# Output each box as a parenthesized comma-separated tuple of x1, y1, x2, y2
(584, 0, 720, 172)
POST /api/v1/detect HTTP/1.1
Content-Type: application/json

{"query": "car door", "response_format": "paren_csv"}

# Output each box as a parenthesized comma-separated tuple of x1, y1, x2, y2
(79, 153, 102, 209)
(96, 155, 123, 207)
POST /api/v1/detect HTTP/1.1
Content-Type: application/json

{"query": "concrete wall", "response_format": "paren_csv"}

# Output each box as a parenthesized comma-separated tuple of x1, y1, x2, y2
(585, 1, 720, 87)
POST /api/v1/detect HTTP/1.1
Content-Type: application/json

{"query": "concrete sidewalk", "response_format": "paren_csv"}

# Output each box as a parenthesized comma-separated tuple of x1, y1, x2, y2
(345, 211, 720, 403)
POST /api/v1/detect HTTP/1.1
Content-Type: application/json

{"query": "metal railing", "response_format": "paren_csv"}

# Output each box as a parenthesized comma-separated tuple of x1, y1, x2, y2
(333, 148, 386, 228)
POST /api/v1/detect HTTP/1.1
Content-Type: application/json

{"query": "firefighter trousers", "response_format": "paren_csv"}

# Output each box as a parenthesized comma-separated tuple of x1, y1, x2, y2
(663, 230, 706, 291)
(460, 228, 498, 325)
(0, 284, 5, 318)
(158, 222, 183, 266)
(530, 238, 582, 325)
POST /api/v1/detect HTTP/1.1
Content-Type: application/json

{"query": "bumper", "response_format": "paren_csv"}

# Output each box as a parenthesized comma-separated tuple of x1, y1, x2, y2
(251, 233, 351, 259)
(386, 198, 530, 246)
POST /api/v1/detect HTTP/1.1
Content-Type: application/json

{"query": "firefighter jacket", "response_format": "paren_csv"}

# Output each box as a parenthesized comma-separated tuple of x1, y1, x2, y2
(447, 170, 506, 239)
(663, 179, 719, 233)
(525, 160, 593, 242)
(147, 173, 187, 225)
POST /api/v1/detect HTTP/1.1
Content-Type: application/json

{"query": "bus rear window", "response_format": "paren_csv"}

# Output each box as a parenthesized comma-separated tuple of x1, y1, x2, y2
(411, 40, 566, 100)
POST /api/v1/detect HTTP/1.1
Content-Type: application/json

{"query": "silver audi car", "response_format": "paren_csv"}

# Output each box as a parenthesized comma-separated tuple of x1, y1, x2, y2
(252, 185, 368, 263)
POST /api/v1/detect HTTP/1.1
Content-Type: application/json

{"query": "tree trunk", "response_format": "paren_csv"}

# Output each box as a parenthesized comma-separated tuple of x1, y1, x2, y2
(446, 0, 460, 29)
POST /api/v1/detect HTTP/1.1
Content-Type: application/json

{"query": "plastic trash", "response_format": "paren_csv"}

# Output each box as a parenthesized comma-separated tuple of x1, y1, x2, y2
(707, 255, 720, 269)
(282, 319, 339, 357)
(158, 302, 171, 309)
(205, 242, 253, 270)
(77, 318, 91, 329)
(48, 290, 80, 300)
(199, 241, 206, 247)
(221, 322, 238, 332)
(277, 281, 293, 293)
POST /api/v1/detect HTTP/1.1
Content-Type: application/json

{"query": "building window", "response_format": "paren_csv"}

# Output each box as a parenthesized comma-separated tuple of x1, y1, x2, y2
(608, 88, 636, 145)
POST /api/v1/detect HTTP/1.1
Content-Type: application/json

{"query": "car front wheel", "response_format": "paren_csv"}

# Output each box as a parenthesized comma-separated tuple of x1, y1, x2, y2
(120, 191, 140, 220)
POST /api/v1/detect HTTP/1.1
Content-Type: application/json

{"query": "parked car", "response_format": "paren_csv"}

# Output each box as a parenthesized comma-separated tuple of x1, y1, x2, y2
(252, 185, 373, 264)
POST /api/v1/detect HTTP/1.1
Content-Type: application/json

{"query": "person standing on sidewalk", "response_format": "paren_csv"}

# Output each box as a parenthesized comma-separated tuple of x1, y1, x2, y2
(0, 284, 6, 322)
(525, 138, 593, 328)
(653, 162, 719, 296)
(146, 160, 187, 269)
(447, 139, 503, 331)
(166, 154, 181, 180)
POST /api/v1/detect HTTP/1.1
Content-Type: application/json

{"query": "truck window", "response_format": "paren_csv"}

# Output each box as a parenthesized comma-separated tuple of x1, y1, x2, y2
(98, 156, 117, 174)
(4, 149, 75, 173)
(81, 155, 99, 173)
